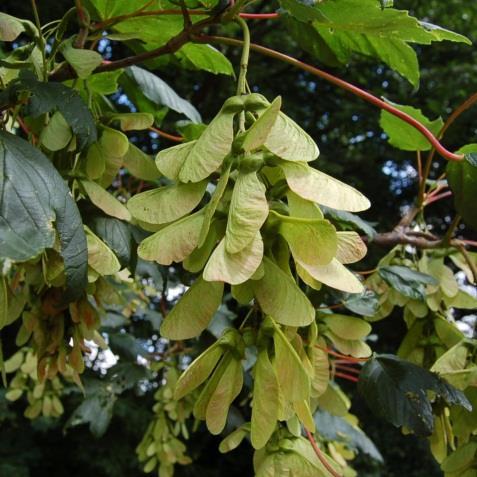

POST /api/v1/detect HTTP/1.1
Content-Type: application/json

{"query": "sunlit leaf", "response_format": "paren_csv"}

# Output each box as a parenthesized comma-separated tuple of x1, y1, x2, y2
(204, 233, 263, 285)
(251, 349, 279, 449)
(128, 181, 207, 224)
(226, 172, 269, 253)
(281, 162, 370, 212)
(138, 212, 204, 265)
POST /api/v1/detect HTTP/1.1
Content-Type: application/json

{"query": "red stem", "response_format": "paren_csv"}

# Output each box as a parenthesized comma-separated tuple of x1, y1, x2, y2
(335, 363, 361, 375)
(424, 191, 452, 206)
(305, 429, 343, 477)
(149, 127, 184, 143)
(462, 240, 477, 248)
(199, 35, 464, 162)
(334, 372, 360, 383)
(240, 13, 280, 19)
(426, 184, 448, 199)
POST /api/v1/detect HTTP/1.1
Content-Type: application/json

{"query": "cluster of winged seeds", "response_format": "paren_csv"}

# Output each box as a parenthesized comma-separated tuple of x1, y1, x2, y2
(127, 93, 371, 465)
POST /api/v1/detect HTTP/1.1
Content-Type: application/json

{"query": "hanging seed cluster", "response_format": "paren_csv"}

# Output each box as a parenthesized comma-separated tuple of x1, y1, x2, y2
(128, 94, 372, 455)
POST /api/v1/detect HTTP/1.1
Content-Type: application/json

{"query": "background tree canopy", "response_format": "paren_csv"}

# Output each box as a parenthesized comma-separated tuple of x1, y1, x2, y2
(0, 1, 477, 476)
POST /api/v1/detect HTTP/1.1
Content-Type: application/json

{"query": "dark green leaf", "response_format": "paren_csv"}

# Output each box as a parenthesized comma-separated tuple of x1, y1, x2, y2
(19, 75, 97, 150)
(358, 354, 472, 436)
(0, 132, 87, 301)
(314, 410, 383, 462)
(126, 66, 201, 123)
(66, 390, 116, 437)
(342, 290, 380, 316)
(447, 148, 477, 231)
(379, 265, 438, 300)
(89, 217, 132, 267)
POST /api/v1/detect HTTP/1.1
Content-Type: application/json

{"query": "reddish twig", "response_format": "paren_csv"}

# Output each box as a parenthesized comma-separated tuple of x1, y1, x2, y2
(334, 371, 360, 383)
(335, 363, 361, 375)
(240, 13, 280, 19)
(318, 346, 369, 363)
(305, 429, 343, 477)
(149, 127, 184, 143)
(424, 191, 452, 206)
(198, 35, 464, 162)
(462, 240, 477, 248)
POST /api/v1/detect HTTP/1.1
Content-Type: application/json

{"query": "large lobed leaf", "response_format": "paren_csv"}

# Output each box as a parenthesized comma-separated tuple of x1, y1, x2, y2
(359, 354, 472, 436)
(0, 132, 87, 300)
(281, 0, 471, 86)
(16, 74, 97, 150)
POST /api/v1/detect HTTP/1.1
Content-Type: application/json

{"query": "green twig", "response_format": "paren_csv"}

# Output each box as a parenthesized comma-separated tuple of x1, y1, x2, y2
(235, 16, 251, 96)
(30, 0, 48, 80)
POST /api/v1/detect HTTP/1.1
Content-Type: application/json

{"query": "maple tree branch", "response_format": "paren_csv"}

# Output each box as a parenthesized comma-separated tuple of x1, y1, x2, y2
(50, 14, 221, 81)
(199, 35, 465, 162)
(74, 0, 90, 48)
(240, 13, 280, 19)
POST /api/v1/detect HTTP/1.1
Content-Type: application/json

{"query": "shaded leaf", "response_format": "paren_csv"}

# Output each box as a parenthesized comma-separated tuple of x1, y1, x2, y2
(161, 277, 224, 340)
(251, 350, 279, 449)
(447, 146, 477, 231)
(206, 357, 243, 434)
(19, 75, 97, 150)
(359, 354, 472, 436)
(379, 265, 438, 300)
(60, 39, 103, 79)
(314, 410, 383, 462)
(81, 180, 131, 221)
(253, 257, 315, 327)
(126, 66, 201, 123)
(128, 181, 207, 224)
(85, 226, 121, 276)
(122, 144, 160, 181)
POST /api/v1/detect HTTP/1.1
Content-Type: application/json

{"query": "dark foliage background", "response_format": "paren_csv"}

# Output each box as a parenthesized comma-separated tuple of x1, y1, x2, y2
(1, 1, 476, 476)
